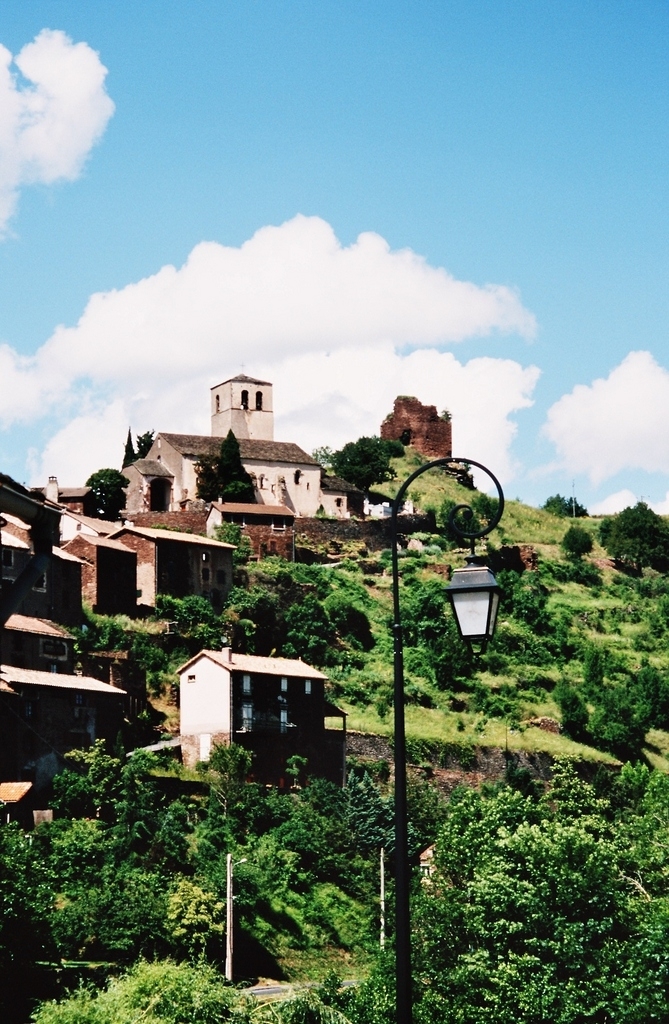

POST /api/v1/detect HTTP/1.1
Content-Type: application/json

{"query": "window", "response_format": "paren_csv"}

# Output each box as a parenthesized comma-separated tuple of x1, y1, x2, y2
(259, 474, 265, 489)
(281, 677, 288, 692)
(2, 549, 13, 567)
(336, 498, 343, 508)
(215, 393, 220, 413)
(41, 639, 67, 659)
(255, 390, 263, 410)
(280, 708, 288, 734)
(33, 574, 46, 592)
(187, 674, 196, 684)
(202, 551, 210, 562)
(50, 664, 58, 674)
(241, 389, 249, 410)
(242, 674, 252, 694)
(75, 692, 84, 705)
(23, 701, 33, 719)
(202, 567, 210, 582)
(242, 703, 253, 730)
(294, 470, 302, 484)
(305, 679, 312, 695)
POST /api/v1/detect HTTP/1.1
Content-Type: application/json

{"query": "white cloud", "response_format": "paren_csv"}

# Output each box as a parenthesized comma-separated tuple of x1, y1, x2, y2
(544, 351, 669, 485)
(0, 215, 538, 484)
(590, 490, 638, 516)
(0, 29, 114, 232)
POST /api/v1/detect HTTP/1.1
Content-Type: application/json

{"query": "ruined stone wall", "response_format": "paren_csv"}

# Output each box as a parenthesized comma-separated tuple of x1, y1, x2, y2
(295, 513, 436, 555)
(381, 396, 452, 459)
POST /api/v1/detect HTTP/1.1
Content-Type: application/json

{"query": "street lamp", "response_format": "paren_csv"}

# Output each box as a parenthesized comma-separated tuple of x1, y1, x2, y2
(225, 853, 247, 982)
(390, 457, 504, 1024)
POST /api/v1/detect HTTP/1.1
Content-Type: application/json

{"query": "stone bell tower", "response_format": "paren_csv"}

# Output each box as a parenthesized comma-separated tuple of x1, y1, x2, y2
(210, 374, 274, 440)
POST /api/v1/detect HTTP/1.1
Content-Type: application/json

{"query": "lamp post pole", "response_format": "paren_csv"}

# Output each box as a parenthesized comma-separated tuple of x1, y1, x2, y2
(225, 854, 247, 982)
(390, 457, 504, 1024)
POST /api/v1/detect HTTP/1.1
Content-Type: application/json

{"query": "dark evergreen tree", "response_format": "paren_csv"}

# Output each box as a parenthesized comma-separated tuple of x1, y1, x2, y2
(135, 430, 155, 459)
(195, 431, 255, 502)
(122, 428, 136, 468)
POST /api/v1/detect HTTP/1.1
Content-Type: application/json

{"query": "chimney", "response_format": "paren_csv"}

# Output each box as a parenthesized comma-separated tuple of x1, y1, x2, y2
(46, 476, 59, 504)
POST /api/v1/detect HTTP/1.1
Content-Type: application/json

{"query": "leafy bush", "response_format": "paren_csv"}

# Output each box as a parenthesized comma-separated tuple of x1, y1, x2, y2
(561, 524, 593, 560)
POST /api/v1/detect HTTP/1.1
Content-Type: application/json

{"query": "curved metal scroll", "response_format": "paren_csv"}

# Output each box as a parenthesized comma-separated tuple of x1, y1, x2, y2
(445, 458, 505, 549)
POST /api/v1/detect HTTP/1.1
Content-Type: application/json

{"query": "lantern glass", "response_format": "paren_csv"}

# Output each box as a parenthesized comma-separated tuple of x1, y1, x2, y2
(450, 589, 492, 639)
(446, 561, 501, 648)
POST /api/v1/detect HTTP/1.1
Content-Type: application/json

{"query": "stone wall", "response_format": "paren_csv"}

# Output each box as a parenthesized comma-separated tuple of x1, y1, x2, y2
(295, 512, 436, 556)
(381, 396, 452, 459)
(126, 510, 208, 534)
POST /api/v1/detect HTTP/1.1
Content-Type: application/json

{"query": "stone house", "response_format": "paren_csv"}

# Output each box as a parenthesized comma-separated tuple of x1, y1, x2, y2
(178, 649, 346, 787)
(319, 474, 365, 518)
(1, 614, 75, 674)
(206, 501, 295, 560)
(1, 522, 83, 627)
(107, 525, 234, 611)
(63, 533, 137, 616)
(0, 664, 126, 792)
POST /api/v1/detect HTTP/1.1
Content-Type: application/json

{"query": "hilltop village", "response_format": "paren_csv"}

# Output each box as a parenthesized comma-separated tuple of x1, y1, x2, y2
(0, 376, 451, 818)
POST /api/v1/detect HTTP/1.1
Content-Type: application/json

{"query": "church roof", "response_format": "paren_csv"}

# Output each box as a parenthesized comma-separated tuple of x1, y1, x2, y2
(212, 374, 272, 387)
(158, 433, 318, 466)
(124, 458, 174, 479)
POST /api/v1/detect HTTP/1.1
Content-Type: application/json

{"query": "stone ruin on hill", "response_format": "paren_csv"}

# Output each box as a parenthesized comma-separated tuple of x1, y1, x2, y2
(381, 396, 452, 460)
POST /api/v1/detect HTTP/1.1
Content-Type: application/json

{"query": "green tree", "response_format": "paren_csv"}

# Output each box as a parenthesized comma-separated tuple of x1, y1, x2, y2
(600, 502, 669, 571)
(330, 436, 403, 493)
(542, 493, 588, 517)
(196, 430, 255, 502)
(214, 521, 253, 565)
(86, 468, 128, 520)
(122, 428, 136, 467)
(136, 429, 155, 458)
(199, 742, 253, 815)
(561, 523, 594, 560)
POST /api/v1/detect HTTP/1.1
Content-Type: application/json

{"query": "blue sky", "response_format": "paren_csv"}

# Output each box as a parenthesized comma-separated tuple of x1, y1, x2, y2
(1, 1, 668, 513)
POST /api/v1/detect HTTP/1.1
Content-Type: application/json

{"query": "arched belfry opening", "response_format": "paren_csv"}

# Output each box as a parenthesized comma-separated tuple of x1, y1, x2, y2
(255, 391, 263, 410)
(241, 390, 249, 410)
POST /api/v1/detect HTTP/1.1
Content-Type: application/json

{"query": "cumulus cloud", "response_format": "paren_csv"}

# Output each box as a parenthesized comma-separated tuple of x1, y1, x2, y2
(589, 490, 639, 516)
(544, 351, 669, 485)
(0, 28, 114, 232)
(0, 215, 538, 484)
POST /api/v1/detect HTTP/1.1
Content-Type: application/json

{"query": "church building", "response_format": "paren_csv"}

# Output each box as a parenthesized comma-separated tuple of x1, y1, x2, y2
(123, 375, 358, 519)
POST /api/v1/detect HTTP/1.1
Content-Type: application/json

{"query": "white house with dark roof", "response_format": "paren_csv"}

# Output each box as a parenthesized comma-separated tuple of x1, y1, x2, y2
(178, 649, 346, 786)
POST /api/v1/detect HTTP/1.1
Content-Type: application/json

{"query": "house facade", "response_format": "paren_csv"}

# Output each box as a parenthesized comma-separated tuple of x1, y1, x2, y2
(63, 533, 138, 616)
(1, 521, 83, 627)
(178, 649, 346, 787)
(108, 525, 234, 610)
(0, 664, 126, 792)
(206, 501, 295, 560)
(1, 614, 75, 675)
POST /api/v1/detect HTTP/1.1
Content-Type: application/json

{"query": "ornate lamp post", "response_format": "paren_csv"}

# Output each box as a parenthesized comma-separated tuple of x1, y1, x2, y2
(390, 457, 504, 1024)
